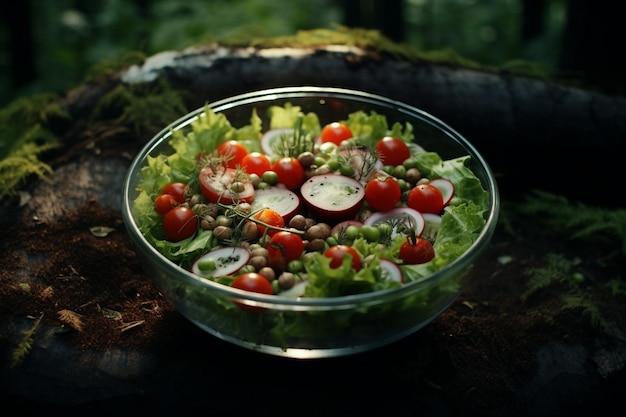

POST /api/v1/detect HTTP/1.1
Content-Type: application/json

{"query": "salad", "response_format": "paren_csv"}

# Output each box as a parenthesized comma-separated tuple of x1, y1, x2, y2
(132, 102, 490, 301)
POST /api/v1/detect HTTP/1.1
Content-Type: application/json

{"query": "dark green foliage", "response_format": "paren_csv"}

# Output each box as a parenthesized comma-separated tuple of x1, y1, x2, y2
(505, 189, 626, 255)
(0, 94, 67, 198)
(90, 79, 189, 136)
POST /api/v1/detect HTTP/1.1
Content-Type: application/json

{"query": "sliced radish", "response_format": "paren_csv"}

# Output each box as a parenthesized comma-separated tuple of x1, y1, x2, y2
(261, 128, 293, 157)
(379, 258, 403, 283)
(364, 207, 425, 238)
(330, 219, 364, 236)
(300, 174, 365, 222)
(192, 246, 251, 278)
(251, 187, 301, 221)
(429, 178, 455, 206)
(278, 280, 308, 298)
(421, 213, 442, 241)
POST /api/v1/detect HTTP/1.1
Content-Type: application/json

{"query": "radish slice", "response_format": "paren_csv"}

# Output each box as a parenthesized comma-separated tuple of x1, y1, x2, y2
(364, 207, 425, 238)
(261, 128, 293, 156)
(429, 178, 455, 206)
(421, 213, 442, 241)
(192, 246, 251, 278)
(379, 258, 403, 283)
(278, 280, 308, 298)
(251, 187, 301, 221)
(300, 174, 365, 222)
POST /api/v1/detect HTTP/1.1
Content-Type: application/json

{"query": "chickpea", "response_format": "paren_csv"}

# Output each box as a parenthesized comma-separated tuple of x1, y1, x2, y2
(212, 225, 231, 240)
(277, 272, 296, 290)
(248, 255, 268, 271)
(288, 214, 307, 230)
(306, 223, 331, 240)
(250, 247, 270, 260)
(305, 238, 326, 252)
(258, 267, 276, 282)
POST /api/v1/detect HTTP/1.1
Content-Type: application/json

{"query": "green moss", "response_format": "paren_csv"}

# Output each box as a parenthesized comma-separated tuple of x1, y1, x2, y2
(90, 78, 189, 136)
(218, 25, 546, 78)
(0, 94, 67, 199)
(84, 50, 148, 81)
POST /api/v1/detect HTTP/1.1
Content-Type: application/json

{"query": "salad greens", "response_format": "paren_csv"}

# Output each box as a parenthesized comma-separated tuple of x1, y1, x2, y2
(132, 102, 490, 297)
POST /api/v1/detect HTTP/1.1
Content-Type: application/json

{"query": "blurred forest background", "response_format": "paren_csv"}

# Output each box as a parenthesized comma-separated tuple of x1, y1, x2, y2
(0, 0, 622, 107)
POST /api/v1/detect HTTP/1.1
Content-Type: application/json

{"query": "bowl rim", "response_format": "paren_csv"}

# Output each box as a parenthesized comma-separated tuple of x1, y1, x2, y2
(122, 86, 500, 307)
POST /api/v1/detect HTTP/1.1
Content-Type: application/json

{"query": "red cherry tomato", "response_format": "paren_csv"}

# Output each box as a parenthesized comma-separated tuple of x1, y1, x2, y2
(198, 166, 255, 204)
(162, 206, 197, 242)
(375, 137, 411, 166)
(320, 122, 353, 145)
(407, 183, 444, 214)
(323, 245, 361, 271)
(266, 231, 305, 270)
(399, 236, 435, 265)
(364, 176, 401, 212)
(271, 157, 304, 190)
(154, 193, 178, 215)
(217, 140, 248, 169)
(231, 272, 274, 313)
(240, 152, 271, 177)
(231, 272, 274, 295)
(162, 182, 187, 203)
(253, 208, 284, 236)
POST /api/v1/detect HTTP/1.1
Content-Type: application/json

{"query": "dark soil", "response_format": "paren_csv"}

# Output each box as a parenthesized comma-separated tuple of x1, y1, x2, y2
(1, 148, 624, 416)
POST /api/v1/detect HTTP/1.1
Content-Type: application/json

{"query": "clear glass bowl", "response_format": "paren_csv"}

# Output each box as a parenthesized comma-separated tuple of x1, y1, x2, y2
(121, 87, 499, 358)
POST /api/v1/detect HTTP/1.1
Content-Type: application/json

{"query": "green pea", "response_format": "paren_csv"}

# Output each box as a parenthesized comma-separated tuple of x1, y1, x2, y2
(326, 158, 340, 171)
(393, 165, 407, 179)
(288, 260, 304, 273)
(403, 158, 420, 169)
(345, 225, 360, 240)
(359, 225, 381, 242)
(262, 170, 279, 185)
(197, 258, 216, 272)
(339, 164, 355, 177)
(314, 156, 327, 167)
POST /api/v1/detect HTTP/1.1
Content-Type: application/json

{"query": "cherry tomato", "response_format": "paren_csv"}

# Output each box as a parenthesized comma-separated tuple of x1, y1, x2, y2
(364, 176, 401, 212)
(407, 183, 444, 214)
(240, 152, 271, 177)
(376, 137, 411, 166)
(217, 140, 248, 169)
(198, 166, 255, 204)
(399, 236, 435, 265)
(162, 206, 197, 242)
(271, 157, 304, 190)
(231, 272, 274, 294)
(253, 208, 284, 236)
(231, 272, 274, 313)
(323, 244, 361, 271)
(320, 122, 353, 145)
(162, 182, 187, 203)
(266, 231, 304, 270)
(154, 193, 178, 215)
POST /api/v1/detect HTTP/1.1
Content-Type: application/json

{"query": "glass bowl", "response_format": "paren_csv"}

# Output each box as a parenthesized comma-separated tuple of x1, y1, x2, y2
(121, 86, 499, 359)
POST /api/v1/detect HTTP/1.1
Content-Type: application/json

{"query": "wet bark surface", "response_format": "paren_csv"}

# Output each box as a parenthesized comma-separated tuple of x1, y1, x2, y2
(1, 45, 625, 417)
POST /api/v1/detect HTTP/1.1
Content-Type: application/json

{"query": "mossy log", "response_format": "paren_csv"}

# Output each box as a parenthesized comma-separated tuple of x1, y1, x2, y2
(60, 43, 626, 206)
